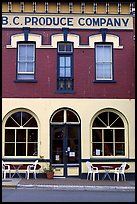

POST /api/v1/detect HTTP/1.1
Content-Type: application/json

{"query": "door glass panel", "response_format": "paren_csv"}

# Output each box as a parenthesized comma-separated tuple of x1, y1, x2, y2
(52, 126, 63, 164)
(66, 126, 79, 163)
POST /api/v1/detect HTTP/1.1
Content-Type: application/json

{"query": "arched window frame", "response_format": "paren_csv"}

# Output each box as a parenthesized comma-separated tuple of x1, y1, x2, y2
(2, 109, 39, 158)
(91, 108, 128, 158)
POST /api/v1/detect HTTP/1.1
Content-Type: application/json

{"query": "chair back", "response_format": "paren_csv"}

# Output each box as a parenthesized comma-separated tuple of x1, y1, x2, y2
(119, 162, 127, 173)
(86, 161, 92, 172)
(33, 160, 39, 170)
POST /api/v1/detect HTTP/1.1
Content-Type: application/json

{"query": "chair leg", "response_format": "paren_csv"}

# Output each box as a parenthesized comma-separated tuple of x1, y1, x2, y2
(87, 173, 89, 180)
(93, 173, 95, 181)
(98, 173, 99, 180)
(34, 172, 36, 179)
(26, 171, 29, 180)
(9, 171, 11, 178)
(117, 174, 119, 182)
(4, 172, 6, 179)
(122, 174, 126, 181)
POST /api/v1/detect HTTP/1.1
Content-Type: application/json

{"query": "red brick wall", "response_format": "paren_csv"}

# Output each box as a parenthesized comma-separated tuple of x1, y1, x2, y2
(2, 29, 135, 99)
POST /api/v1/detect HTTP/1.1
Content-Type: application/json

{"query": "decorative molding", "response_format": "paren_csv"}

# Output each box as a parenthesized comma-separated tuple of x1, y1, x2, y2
(6, 32, 123, 49)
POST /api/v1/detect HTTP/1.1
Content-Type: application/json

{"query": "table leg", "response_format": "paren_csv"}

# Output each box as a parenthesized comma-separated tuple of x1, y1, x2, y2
(11, 165, 22, 178)
(102, 171, 112, 181)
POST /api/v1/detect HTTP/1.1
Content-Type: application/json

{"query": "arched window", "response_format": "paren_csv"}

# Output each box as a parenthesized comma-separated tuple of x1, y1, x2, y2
(4, 111, 38, 157)
(92, 110, 126, 157)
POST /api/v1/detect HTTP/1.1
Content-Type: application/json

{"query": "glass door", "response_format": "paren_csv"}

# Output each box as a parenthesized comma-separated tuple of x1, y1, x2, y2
(51, 124, 80, 177)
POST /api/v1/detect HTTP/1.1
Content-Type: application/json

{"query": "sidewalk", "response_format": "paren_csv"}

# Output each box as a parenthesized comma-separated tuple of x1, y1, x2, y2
(2, 177, 135, 191)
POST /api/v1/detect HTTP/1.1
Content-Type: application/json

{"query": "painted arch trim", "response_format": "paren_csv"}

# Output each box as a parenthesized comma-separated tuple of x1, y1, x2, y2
(6, 32, 123, 49)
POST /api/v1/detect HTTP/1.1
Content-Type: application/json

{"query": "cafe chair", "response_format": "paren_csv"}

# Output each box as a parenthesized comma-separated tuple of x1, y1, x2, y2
(2, 160, 11, 179)
(86, 161, 99, 181)
(113, 162, 127, 182)
(26, 160, 39, 180)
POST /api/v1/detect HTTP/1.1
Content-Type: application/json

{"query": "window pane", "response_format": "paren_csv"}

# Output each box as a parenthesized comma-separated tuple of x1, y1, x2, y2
(5, 143, 15, 156)
(103, 64, 111, 78)
(60, 68, 65, 77)
(58, 44, 65, 51)
(27, 62, 34, 72)
(115, 129, 124, 142)
(28, 143, 38, 156)
(24, 118, 38, 127)
(104, 46, 111, 61)
(52, 110, 64, 122)
(66, 57, 71, 66)
(11, 112, 21, 126)
(104, 129, 113, 142)
(27, 45, 34, 56)
(5, 118, 19, 127)
(104, 143, 113, 156)
(66, 68, 71, 77)
(60, 57, 65, 66)
(96, 64, 103, 78)
(5, 129, 15, 142)
(16, 129, 26, 142)
(18, 62, 26, 72)
(93, 129, 102, 142)
(67, 110, 78, 122)
(28, 129, 38, 142)
(93, 143, 102, 156)
(16, 143, 26, 156)
(19, 45, 26, 59)
(111, 117, 124, 127)
(66, 44, 72, 51)
(115, 143, 125, 155)
(96, 46, 103, 62)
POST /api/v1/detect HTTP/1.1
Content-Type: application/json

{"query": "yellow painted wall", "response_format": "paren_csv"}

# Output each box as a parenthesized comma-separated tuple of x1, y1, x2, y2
(2, 2, 8, 12)
(24, 2, 33, 12)
(109, 3, 119, 14)
(2, 98, 135, 159)
(12, 2, 20, 12)
(97, 3, 106, 14)
(84, 2, 93, 14)
(36, 2, 45, 13)
(60, 2, 69, 13)
(121, 3, 130, 14)
(48, 2, 57, 13)
(73, 2, 81, 13)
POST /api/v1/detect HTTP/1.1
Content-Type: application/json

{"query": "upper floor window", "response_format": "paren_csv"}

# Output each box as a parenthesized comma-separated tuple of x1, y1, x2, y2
(57, 42, 74, 92)
(17, 43, 35, 81)
(95, 44, 113, 81)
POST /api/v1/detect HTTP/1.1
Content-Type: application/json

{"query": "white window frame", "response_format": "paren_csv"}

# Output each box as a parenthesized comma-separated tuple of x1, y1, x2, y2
(17, 43, 35, 80)
(95, 44, 113, 80)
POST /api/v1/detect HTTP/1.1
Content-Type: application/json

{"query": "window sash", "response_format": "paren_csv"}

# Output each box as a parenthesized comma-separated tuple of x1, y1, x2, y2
(96, 44, 113, 80)
(17, 44, 35, 74)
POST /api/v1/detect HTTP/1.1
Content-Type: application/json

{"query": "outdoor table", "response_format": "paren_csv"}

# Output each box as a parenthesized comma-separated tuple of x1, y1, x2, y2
(101, 165, 113, 181)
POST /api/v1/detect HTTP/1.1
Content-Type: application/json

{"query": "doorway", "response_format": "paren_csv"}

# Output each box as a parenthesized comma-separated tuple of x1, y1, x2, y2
(50, 108, 81, 177)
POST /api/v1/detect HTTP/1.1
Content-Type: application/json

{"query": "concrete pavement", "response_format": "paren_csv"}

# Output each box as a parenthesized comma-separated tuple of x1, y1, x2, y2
(2, 177, 135, 191)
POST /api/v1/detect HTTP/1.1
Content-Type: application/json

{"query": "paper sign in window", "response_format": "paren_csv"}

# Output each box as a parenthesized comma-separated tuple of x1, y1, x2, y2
(69, 152, 75, 157)
(55, 155, 60, 161)
(96, 149, 100, 156)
